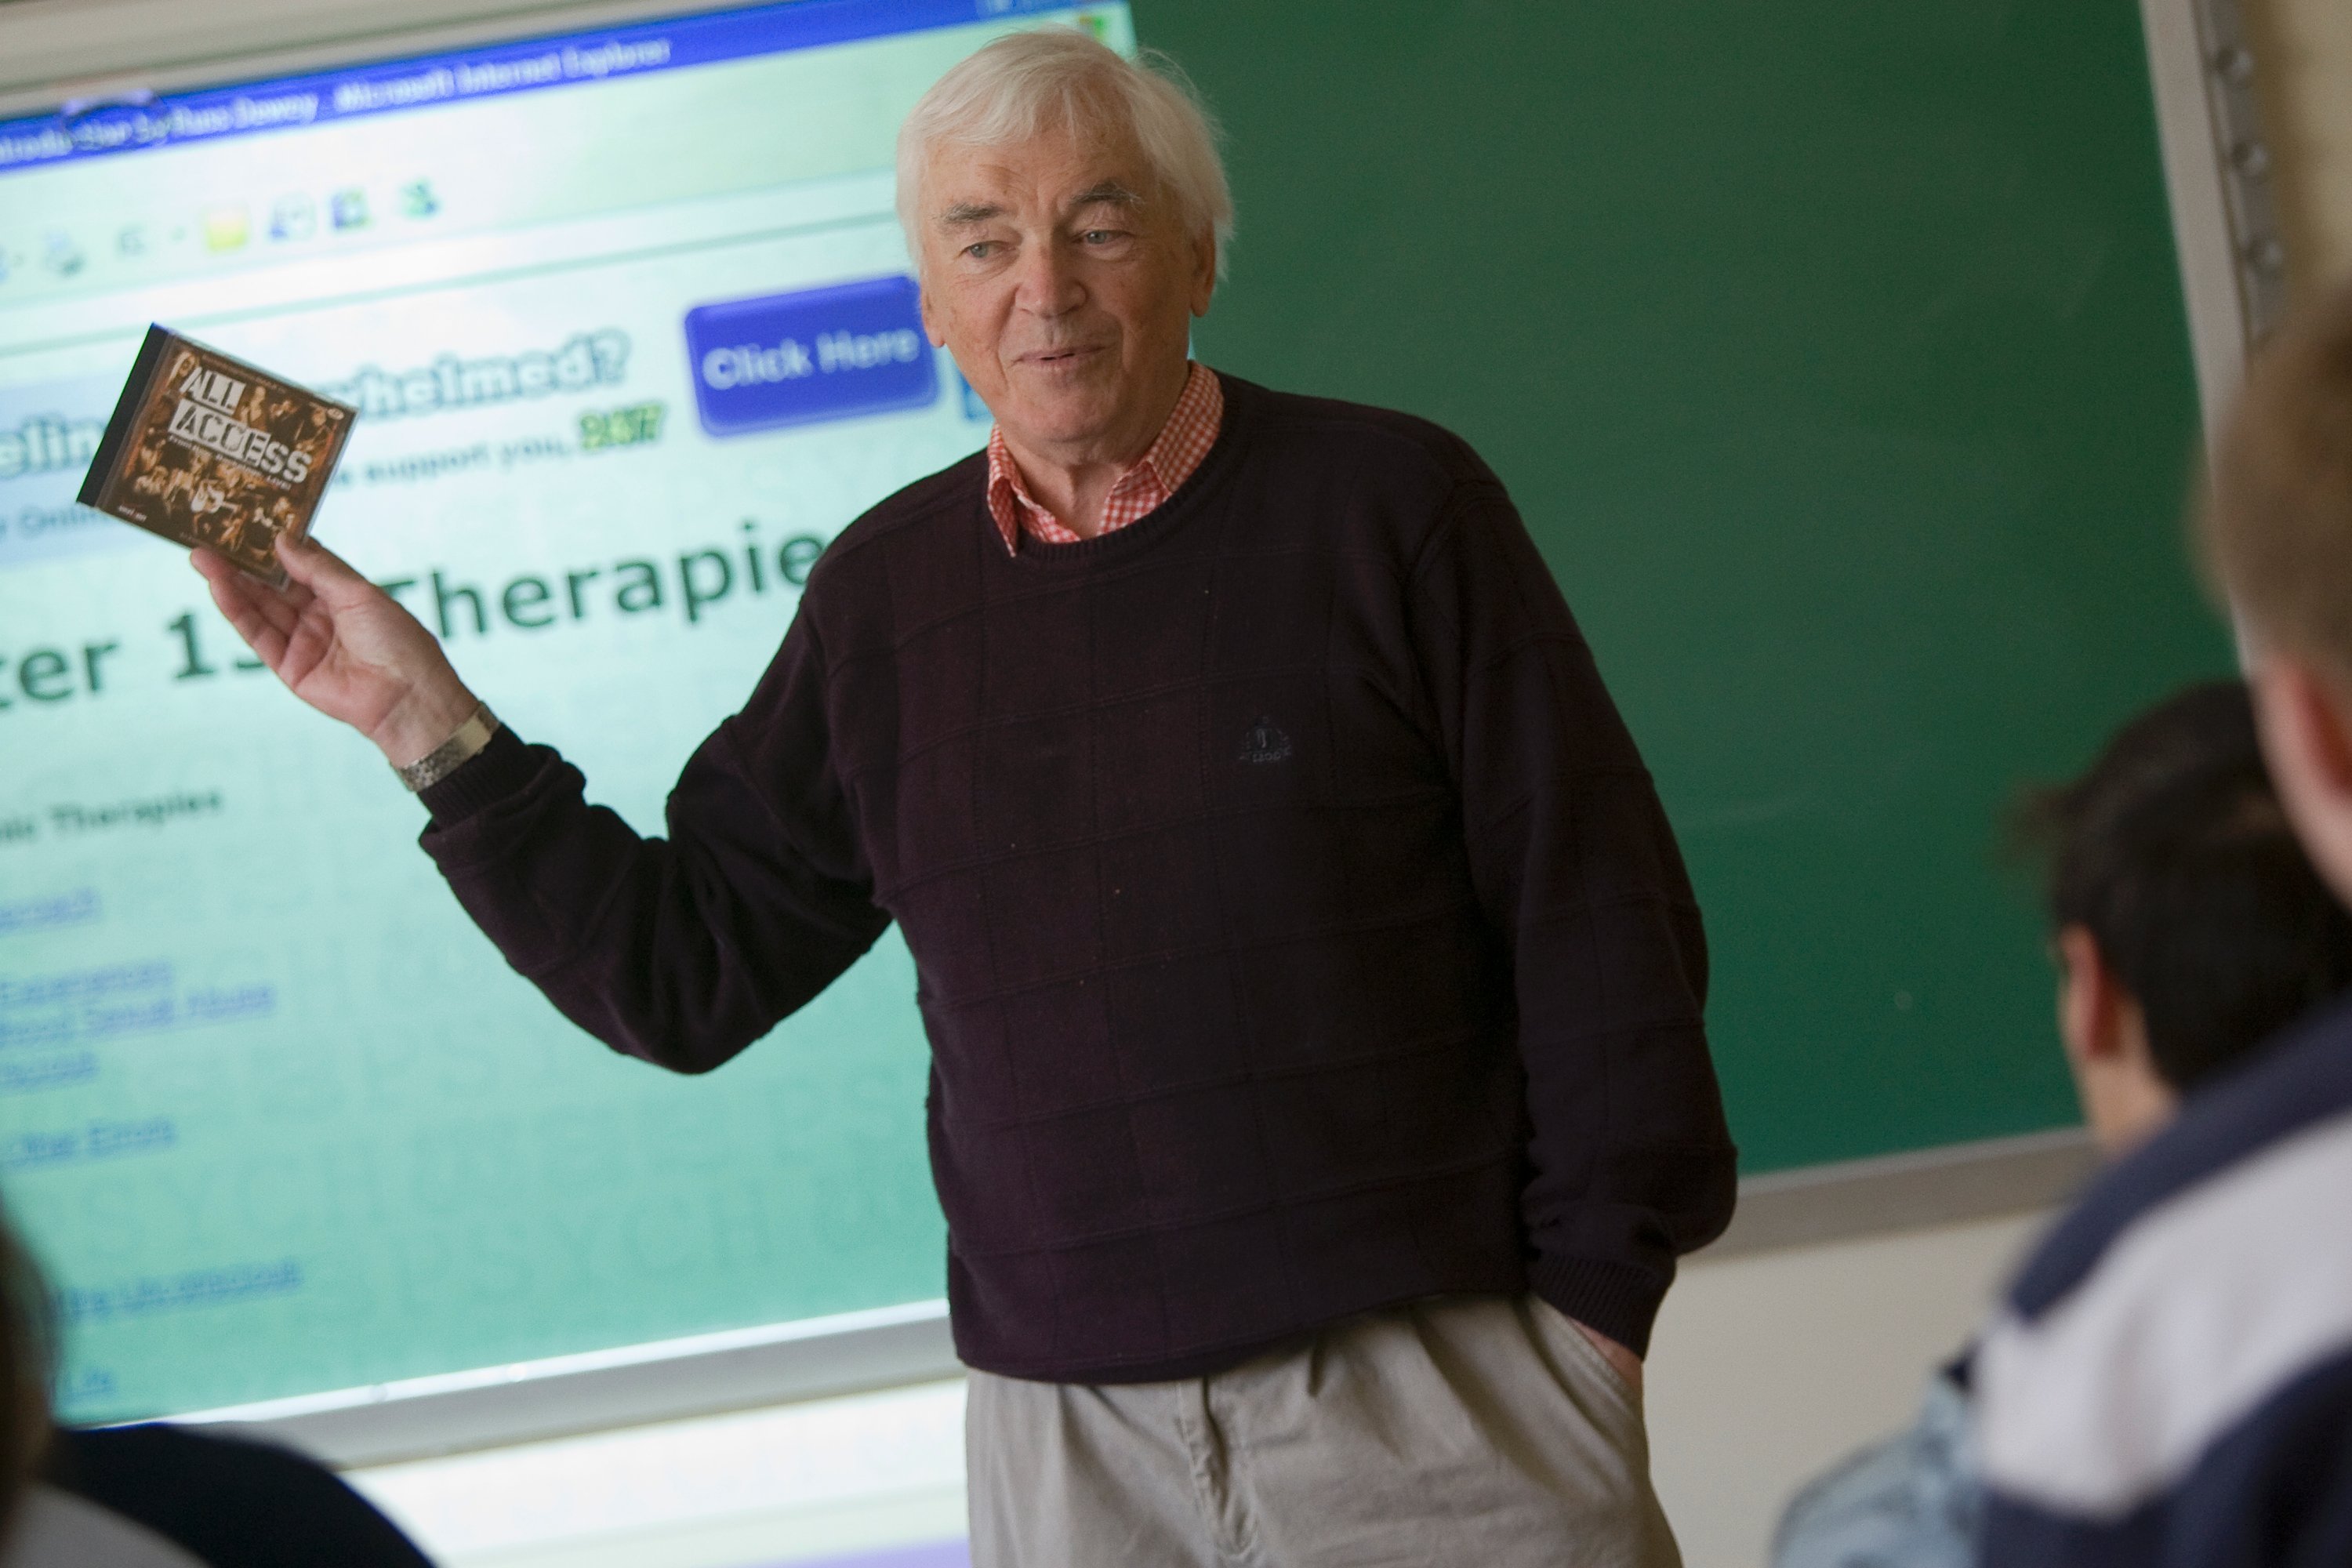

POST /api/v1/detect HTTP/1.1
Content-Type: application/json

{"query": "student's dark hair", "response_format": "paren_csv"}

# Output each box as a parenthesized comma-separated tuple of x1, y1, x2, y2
(0, 1203, 51, 1537)
(2016, 680, 2352, 1093)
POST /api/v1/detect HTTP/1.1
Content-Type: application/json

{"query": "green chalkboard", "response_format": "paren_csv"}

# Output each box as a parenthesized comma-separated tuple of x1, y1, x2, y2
(1143, 1, 2230, 1171)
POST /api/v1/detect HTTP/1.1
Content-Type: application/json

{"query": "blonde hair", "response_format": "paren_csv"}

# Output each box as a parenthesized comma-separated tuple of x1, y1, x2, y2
(2205, 281, 2352, 668)
(895, 27, 1232, 279)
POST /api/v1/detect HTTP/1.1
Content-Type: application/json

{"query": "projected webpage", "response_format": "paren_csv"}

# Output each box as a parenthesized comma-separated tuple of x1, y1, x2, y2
(0, 0, 1134, 1421)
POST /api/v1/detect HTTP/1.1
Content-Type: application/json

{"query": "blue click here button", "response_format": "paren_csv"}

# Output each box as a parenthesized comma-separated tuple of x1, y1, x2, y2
(684, 274, 937, 436)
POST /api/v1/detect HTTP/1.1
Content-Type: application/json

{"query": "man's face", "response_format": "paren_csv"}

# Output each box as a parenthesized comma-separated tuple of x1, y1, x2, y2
(916, 118, 1214, 460)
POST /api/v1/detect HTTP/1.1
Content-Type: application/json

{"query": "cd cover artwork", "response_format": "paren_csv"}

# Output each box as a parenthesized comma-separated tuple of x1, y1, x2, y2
(79, 326, 356, 585)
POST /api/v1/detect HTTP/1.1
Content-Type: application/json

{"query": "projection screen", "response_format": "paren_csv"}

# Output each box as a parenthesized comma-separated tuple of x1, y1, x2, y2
(0, 0, 1133, 1432)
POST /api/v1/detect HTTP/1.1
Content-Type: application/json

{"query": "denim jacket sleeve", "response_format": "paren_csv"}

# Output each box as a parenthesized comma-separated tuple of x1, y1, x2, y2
(1770, 1368, 1981, 1568)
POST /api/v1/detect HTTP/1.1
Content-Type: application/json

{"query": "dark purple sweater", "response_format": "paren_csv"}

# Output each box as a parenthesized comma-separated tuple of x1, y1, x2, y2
(420, 373, 1736, 1381)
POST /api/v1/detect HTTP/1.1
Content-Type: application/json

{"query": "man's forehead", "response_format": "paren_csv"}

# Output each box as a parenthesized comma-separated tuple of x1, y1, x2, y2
(927, 129, 1152, 216)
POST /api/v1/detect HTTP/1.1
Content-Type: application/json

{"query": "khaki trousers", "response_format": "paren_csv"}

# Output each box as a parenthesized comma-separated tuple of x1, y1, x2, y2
(965, 1294, 1681, 1568)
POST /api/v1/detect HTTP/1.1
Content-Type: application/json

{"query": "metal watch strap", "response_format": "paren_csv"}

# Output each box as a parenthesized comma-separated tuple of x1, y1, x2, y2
(394, 702, 500, 793)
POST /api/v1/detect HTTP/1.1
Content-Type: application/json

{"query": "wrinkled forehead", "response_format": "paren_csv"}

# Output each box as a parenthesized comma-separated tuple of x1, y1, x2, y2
(922, 116, 1157, 222)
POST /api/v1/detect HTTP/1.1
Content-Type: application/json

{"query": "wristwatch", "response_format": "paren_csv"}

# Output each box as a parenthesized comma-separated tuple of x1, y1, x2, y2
(394, 702, 499, 792)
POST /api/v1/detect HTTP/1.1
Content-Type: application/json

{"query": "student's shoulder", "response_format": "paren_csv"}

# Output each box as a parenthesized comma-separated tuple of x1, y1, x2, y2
(5, 1486, 207, 1567)
(1973, 999, 2352, 1556)
(2005, 995, 2352, 1318)
(50, 1423, 432, 1567)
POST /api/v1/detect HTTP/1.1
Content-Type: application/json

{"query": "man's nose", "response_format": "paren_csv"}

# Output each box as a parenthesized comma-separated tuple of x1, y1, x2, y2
(1012, 238, 1086, 318)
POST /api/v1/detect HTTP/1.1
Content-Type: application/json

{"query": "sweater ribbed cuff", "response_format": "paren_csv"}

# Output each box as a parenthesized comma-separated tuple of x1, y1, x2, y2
(418, 725, 534, 826)
(1527, 1254, 1671, 1359)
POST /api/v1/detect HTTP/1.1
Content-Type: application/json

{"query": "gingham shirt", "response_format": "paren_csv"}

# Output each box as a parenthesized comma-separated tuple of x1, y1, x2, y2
(985, 361, 1223, 552)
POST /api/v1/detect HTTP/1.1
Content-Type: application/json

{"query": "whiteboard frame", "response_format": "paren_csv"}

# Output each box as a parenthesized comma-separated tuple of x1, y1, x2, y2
(180, 1299, 960, 1467)
(2142, 0, 2253, 436)
(0, 0, 2239, 1468)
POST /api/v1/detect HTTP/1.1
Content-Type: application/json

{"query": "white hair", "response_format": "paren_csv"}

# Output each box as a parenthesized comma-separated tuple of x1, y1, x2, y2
(895, 27, 1234, 280)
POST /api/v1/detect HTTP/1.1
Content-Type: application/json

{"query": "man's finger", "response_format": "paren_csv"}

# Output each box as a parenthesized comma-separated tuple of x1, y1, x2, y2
(194, 549, 296, 626)
(194, 552, 296, 662)
(204, 579, 292, 666)
(276, 533, 372, 603)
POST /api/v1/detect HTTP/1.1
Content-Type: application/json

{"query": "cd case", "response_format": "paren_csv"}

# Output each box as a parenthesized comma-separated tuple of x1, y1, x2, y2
(78, 325, 356, 586)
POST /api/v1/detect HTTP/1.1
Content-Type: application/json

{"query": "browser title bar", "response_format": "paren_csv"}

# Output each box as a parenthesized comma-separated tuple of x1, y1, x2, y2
(0, 0, 1091, 177)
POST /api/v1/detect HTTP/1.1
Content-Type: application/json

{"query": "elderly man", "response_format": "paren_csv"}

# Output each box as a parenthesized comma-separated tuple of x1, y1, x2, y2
(198, 29, 1735, 1567)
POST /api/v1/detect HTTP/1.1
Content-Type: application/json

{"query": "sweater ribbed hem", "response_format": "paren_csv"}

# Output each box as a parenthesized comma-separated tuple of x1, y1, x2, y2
(1527, 1254, 1671, 1359)
(419, 726, 535, 826)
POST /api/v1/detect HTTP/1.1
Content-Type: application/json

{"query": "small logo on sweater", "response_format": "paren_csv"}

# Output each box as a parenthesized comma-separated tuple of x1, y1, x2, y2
(1237, 717, 1293, 764)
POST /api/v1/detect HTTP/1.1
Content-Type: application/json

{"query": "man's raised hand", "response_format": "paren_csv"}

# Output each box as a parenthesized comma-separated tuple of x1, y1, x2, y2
(193, 535, 481, 768)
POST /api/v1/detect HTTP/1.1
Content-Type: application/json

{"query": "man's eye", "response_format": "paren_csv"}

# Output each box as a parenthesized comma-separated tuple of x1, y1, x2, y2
(1082, 230, 1119, 245)
(963, 241, 996, 260)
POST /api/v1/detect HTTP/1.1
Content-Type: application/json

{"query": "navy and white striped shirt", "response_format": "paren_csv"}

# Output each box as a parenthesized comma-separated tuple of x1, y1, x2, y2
(1976, 995, 2352, 1565)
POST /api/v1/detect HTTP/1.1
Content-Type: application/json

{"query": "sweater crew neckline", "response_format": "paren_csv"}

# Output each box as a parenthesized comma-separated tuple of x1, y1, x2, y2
(981, 370, 1252, 569)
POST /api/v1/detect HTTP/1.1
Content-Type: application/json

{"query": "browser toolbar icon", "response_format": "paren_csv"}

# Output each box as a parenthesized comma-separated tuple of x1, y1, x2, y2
(43, 233, 86, 277)
(203, 207, 249, 252)
(269, 194, 316, 242)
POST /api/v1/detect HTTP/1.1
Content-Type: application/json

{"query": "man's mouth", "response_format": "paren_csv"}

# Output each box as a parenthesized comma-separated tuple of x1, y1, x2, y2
(1018, 344, 1105, 368)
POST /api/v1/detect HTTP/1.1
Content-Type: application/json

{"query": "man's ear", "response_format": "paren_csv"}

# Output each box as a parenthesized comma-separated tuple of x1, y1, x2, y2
(1189, 228, 1218, 318)
(918, 277, 947, 349)
(2253, 652, 2352, 907)
(2056, 924, 2127, 1068)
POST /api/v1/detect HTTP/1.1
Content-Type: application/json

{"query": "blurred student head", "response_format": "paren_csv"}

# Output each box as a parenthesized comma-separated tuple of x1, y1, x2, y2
(0, 1210, 432, 1568)
(2203, 282, 2352, 909)
(2018, 681, 2352, 1153)
(0, 1204, 51, 1540)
